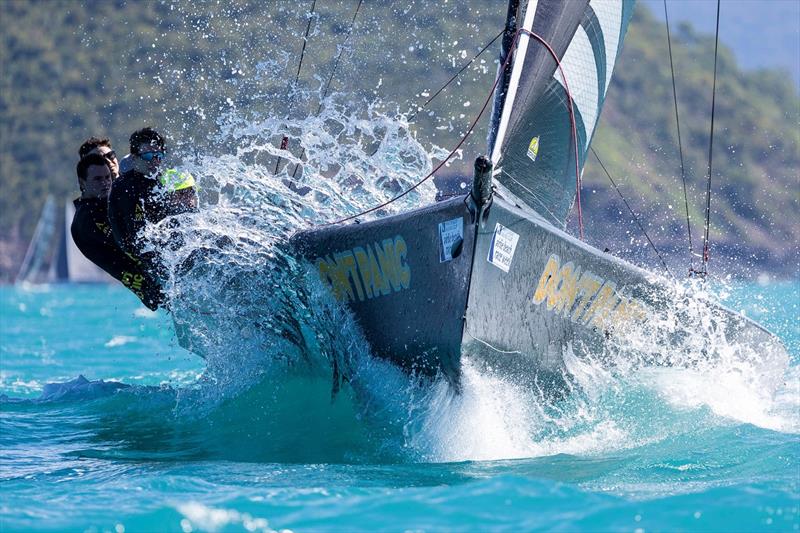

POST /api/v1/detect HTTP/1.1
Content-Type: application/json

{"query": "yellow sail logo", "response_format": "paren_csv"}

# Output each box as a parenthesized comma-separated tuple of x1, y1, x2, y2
(527, 135, 540, 162)
(532, 254, 648, 330)
(316, 235, 411, 303)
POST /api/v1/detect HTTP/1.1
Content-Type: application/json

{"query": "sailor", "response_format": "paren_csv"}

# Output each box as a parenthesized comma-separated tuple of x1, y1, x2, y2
(118, 152, 133, 176)
(78, 136, 120, 179)
(71, 153, 165, 310)
(108, 127, 198, 279)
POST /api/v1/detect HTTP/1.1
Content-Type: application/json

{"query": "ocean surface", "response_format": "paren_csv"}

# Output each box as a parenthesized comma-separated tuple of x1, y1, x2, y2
(1, 281, 798, 532)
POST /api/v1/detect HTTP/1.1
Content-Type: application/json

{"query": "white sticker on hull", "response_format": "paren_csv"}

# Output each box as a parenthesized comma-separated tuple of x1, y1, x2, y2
(487, 223, 520, 273)
(439, 217, 464, 262)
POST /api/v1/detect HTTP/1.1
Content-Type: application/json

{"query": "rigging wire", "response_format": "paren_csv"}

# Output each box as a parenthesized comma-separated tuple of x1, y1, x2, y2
(319, 28, 581, 230)
(406, 29, 504, 123)
(663, 0, 694, 274)
(362, 29, 504, 161)
(699, 0, 721, 278)
(275, 0, 318, 175)
(292, 0, 364, 178)
(590, 147, 674, 279)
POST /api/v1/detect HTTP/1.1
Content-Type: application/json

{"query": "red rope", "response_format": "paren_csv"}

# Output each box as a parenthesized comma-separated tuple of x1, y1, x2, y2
(316, 29, 582, 236)
(315, 34, 517, 228)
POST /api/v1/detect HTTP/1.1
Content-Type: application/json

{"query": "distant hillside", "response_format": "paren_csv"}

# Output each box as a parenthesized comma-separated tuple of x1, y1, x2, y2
(582, 6, 799, 277)
(0, 2, 797, 280)
(641, 0, 800, 88)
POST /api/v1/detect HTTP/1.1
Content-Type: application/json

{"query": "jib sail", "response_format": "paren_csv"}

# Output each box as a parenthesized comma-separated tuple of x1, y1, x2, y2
(488, 0, 634, 228)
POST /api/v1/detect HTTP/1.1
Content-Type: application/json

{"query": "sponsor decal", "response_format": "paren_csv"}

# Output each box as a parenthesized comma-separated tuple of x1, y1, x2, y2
(487, 223, 520, 273)
(527, 135, 540, 162)
(95, 221, 112, 237)
(532, 254, 648, 329)
(438, 217, 463, 262)
(121, 271, 147, 301)
(316, 235, 411, 303)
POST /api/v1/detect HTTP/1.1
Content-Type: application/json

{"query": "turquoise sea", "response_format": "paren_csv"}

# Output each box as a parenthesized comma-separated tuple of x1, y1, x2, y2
(1, 281, 798, 532)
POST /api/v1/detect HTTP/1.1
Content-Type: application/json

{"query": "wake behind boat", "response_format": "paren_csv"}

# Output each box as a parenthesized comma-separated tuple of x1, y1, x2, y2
(289, 0, 788, 387)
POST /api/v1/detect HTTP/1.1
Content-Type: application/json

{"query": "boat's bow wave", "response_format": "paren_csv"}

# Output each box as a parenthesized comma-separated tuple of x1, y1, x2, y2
(3, 275, 794, 464)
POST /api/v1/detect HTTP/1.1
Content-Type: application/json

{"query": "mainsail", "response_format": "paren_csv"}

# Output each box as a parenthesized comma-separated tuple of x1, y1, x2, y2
(16, 195, 59, 284)
(488, 0, 634, 228)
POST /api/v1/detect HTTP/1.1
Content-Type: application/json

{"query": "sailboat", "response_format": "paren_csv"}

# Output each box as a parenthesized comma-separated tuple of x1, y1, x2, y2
(16, 195, 112, 284)
(289, 0, 786, 386)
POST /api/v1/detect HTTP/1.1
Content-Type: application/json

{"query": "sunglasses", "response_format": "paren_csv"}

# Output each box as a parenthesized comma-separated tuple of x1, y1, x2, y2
(102, 150, 117, 161)
(140, 150, 165, 162)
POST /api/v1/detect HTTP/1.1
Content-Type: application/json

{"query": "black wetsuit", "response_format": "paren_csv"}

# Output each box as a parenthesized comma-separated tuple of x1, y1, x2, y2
(70, 197, 164, 310)
(108, 168, 198, 279)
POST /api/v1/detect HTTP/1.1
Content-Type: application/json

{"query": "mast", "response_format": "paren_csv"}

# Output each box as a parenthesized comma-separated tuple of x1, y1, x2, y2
(486, 0, 521, 157)
(489, 0, 538, 165)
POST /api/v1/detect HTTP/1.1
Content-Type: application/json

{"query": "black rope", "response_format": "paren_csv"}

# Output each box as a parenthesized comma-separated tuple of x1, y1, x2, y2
(275, 0, 318, 174)
(700, 0, 721, 278)
(320, 0, 362, 104)
(590, 147, 674, 279)
(664, 0, 694, 273)
(407, 29, 504, 123)
(292, 0, 363, 178)
(321, 28, 523, 228)
(367, 28, 504, 158)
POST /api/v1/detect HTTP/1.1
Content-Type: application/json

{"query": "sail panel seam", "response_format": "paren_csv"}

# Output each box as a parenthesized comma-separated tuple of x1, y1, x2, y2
(553, 25, 598, 150)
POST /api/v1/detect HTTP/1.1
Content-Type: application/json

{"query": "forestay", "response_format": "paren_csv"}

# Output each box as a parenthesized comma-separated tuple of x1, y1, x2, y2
(487, 0, 635, 228)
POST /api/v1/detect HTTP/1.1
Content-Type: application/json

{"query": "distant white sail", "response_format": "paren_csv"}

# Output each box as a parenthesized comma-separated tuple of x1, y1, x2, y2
(63, 201, 113, 283)
(16, 196, 112, 284)
(16, 195, 58, 284)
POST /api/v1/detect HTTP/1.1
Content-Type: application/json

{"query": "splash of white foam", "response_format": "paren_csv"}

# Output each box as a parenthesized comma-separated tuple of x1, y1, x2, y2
(176, 502, 274, 533)
(104, 335, 137, 348)
(119, 70, 794, 464)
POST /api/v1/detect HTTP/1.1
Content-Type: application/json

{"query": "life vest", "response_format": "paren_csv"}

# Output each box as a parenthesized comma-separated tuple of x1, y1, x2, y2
(159, 168, 196, 191)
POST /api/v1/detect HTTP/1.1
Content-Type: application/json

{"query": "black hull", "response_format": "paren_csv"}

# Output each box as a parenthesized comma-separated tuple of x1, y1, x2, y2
(291, 197, 475, 382)
(291, 194, 785, 386)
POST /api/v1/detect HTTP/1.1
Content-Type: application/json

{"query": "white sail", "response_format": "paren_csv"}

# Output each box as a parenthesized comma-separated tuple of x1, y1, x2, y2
(488, 0, 635, 227)
(63, 201, 113, 283)
(16, 196, 112, 284)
